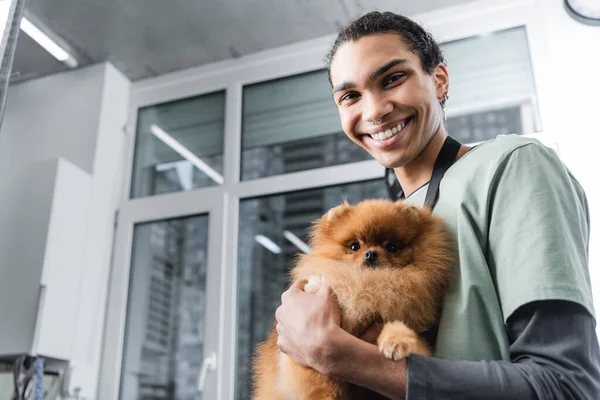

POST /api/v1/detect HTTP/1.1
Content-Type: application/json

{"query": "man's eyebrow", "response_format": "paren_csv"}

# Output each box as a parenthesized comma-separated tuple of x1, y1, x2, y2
(332, 81, 355, 94)
(331, 59, 409, 95)
(370, 59, 409, 80)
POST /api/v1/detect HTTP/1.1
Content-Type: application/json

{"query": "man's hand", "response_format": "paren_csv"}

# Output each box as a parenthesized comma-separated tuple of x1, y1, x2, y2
(359, 321, 384, 345)
(275, 275, 342, 372)
(275, 277, 408, 399)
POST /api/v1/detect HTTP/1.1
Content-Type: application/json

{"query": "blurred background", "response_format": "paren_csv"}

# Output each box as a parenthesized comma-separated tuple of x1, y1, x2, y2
(0, 0, 598, 399)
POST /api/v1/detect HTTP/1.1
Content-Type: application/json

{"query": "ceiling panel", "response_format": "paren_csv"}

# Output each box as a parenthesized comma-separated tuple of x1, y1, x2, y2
(12, 0, 481, 82)
(11, 33, 69, 83)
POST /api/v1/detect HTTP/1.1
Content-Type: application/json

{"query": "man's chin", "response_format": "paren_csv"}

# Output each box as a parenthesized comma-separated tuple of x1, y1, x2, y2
(373, 154, 408, 170)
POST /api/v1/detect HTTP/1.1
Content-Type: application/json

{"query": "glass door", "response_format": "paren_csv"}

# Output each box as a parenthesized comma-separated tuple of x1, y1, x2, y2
(121, 214, 210, 400)
(99, 192, 223, 400)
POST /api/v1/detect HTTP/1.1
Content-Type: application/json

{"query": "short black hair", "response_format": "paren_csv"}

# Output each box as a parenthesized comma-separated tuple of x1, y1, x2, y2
(325, 11, 446, 84)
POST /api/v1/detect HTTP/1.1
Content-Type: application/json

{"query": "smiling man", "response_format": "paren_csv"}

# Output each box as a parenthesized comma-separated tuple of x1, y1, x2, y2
(273, 11, 600, 400)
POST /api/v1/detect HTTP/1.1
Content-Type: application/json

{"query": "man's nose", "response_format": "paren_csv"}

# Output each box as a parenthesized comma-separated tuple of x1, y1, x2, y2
(362, 93, 393, 125)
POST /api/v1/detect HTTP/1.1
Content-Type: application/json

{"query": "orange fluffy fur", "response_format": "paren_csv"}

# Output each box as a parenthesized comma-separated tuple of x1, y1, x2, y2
(251, 199, 455, 400)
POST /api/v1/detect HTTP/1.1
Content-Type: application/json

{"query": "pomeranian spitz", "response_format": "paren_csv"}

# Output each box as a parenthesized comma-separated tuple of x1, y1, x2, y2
(251, 199, 455, 400)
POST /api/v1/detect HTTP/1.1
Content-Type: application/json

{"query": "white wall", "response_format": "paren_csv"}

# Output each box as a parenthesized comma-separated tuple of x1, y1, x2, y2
(0, 64, 105, 175)
(536, 0, 600, 324)
(0, 63, 130, 398)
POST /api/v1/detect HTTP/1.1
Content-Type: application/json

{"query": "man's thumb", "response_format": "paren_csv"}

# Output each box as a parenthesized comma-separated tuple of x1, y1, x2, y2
(303, 274, 323, 294)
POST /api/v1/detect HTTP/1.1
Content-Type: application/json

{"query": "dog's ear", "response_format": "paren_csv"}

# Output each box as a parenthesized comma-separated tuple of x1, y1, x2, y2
(396, 202, 424, 222)
(308, 201, 352, 247)
(325, 201, 352, 222)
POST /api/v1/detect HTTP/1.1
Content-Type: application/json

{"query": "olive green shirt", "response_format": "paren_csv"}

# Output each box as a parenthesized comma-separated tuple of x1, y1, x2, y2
(404, 134, 595, 361)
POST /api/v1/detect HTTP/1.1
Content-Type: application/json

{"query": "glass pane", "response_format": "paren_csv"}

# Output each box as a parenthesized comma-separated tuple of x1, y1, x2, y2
(235, 179, 388, 399)
(240, 27, 540, 181)
(446, 106, 523, 144)
(240, 70, 372, 181)
(121, 214, 209, 400)
(131, 92, 225, 198)
(442, 26, 540, 141)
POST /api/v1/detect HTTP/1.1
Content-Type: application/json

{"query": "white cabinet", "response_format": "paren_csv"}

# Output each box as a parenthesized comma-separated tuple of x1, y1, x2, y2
(0, 157, 92, 361)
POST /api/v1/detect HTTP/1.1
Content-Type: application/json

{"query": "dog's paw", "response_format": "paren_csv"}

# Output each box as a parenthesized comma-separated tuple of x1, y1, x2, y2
(377, 321, 429, 360)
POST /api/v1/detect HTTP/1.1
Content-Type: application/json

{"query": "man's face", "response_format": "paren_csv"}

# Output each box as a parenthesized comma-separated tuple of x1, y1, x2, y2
(330, 33, 448, 169)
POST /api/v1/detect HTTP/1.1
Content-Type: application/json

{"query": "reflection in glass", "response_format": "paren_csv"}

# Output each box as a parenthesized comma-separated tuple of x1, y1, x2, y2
(131, 91, 225, 198)
(235, 180, 388, 399)
(442, 26, 540, 141)
(240, 70, 372, 181)
(446, 106, 524, 144)
(240, 27, 540, 181)
(120, 214, 209, 400)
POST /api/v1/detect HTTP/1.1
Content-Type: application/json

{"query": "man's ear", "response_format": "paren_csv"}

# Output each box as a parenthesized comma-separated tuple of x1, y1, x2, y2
(434, 63, 449, 100)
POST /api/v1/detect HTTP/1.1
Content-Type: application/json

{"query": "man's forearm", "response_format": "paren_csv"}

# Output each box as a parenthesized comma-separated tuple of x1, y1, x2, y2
(318, 327, 407, 400)
(406, 355, 541, 399)
(315, 301, 599, 400)
(376, 301, 600, 399)
(318, 327, 538, 400)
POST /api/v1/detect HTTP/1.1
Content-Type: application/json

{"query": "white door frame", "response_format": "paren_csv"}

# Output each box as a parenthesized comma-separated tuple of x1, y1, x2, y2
(98, 189, 225, 400)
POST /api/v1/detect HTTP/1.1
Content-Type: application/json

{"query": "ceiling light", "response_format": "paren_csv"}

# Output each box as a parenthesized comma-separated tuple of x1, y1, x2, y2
(20, 17, 78, 67)
(254, 235, 281, 254)
(155, 160, 193, 191)
(283, 230, 311, 254)
(150, 124, 224, 185)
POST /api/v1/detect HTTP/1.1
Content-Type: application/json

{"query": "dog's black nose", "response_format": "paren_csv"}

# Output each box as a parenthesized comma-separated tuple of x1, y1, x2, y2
(364, 250, 379, 265)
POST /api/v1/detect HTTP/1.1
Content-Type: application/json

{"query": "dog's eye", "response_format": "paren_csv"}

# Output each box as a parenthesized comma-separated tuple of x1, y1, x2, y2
(385, 243, 399, 254)
(350, 242, 361, 251)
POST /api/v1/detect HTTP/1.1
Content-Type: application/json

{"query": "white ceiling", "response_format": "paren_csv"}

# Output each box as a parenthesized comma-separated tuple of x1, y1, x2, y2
(12, 0, 481, 83)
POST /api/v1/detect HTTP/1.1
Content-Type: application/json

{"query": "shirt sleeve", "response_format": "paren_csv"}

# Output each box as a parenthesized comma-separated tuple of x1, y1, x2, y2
(486, 142, 595, 322)
(405, 300, 600, 399)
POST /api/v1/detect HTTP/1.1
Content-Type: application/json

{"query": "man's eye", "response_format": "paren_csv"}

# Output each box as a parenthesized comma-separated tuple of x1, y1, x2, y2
(384, 74, 405, 87)
(340, 92, 359, 103)
(350, 242, 361, 251)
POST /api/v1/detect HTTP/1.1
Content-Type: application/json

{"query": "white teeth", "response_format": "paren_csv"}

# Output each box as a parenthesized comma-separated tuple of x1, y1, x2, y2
(370, 119, 410, 141)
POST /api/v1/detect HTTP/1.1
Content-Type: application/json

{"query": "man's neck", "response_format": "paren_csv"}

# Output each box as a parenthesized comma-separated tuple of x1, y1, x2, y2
(394, 130, 472, 198)
(393, 130, 447, 198)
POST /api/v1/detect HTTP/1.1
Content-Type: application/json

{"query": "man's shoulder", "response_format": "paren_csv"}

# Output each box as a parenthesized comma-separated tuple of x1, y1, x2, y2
(459, 134, 558, 171)
(472, 133, 551, 157)
(445, 134, 565, 198)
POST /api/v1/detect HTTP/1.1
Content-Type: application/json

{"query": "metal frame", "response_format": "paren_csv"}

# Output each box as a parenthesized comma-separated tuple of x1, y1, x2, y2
(0, 0, 26, 128)
(98, 0, 553, 399)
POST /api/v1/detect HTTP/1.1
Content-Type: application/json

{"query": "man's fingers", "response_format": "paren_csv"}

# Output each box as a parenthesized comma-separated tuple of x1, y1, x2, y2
(303, 275, 322, 294)
(276, 331, 285, 352)
(281, 279, 308, 303)
(317, 274, 332, 295)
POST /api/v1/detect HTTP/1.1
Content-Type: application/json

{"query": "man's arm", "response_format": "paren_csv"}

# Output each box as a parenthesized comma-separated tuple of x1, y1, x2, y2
(406, 300, 600, 399)
(316, 299, 600, 399)
(318, 323, 408, 399)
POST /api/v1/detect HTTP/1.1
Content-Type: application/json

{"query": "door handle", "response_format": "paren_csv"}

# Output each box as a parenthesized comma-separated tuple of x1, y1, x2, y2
(197, 353, 217, 392)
